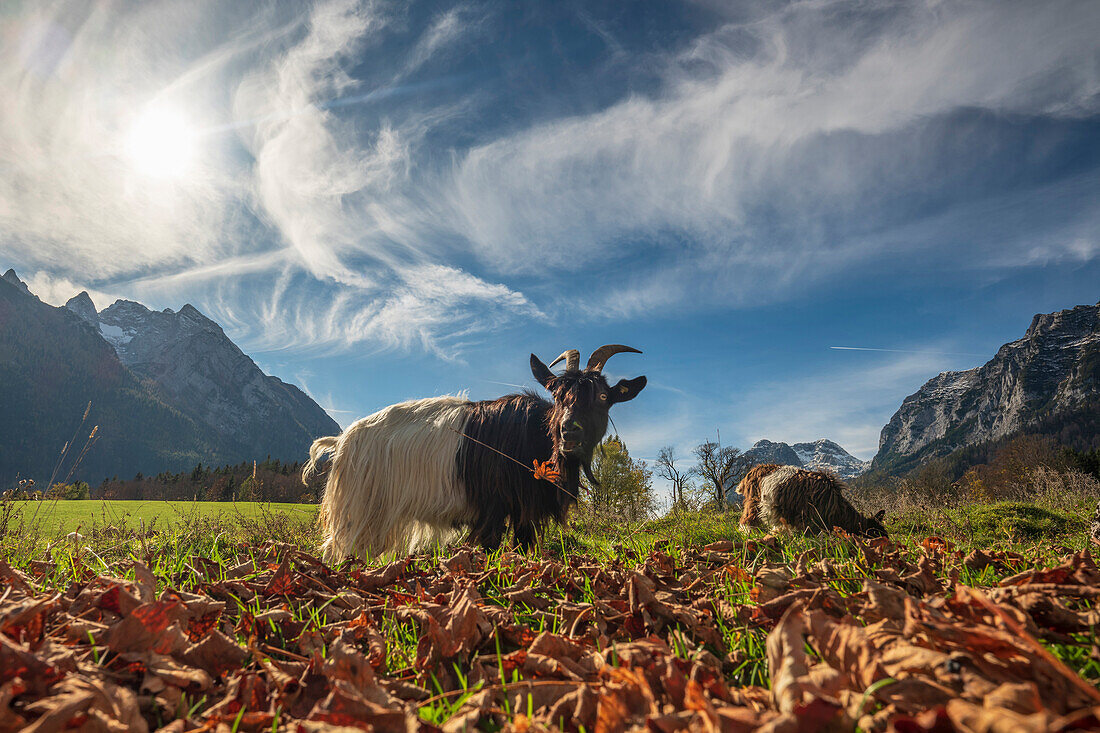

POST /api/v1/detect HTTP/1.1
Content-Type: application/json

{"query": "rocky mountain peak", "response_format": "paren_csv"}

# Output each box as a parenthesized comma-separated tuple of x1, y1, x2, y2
(92, 294, 337, 460)
(873, 301, 1100, 474)
(2, 273, 340, 482)
(792, 439, 871, 477)
(741, 438, 869, 479)
(1025, 302, 1100, 340)
(744, 440, 804, 467)
(1, 269, 32, 297)
(64, 291, 98, 324)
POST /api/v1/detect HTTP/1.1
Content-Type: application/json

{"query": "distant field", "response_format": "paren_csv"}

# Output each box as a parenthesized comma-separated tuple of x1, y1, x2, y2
(16, 499, 318, 535)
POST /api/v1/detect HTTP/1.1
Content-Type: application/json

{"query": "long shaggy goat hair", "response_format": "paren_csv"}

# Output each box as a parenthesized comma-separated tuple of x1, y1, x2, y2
(306, 396, 473, 561)
(736, 464, 886, 537)
(303, 346, 646, 560)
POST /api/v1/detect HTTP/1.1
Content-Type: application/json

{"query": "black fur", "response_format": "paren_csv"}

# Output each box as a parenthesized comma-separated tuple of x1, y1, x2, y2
(456, 359, 646, 551)
(457, 392, 578, 550)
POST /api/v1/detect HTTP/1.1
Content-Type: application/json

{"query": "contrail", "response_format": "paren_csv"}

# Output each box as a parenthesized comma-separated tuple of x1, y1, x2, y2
(480, 379, 529, 389)
(830, 346, 987, 357)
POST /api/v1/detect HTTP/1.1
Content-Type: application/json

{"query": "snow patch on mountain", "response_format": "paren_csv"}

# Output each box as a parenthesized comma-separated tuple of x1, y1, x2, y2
(97, 322, 133, 347)
(743, 438, 869, 479)
(792, 439, 872, 478)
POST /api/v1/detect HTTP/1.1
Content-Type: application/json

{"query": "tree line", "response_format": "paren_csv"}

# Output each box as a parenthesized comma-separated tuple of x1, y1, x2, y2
(14, 435, 776, 516)
(581, 434, 760, 524)
(2, 458, 319, 504)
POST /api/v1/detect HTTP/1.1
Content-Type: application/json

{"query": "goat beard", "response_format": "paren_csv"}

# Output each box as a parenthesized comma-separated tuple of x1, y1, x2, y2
(550, 453, 594, 493)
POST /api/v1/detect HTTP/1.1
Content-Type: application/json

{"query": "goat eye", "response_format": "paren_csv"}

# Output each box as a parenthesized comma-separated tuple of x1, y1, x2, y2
(599, 392, 608, 401)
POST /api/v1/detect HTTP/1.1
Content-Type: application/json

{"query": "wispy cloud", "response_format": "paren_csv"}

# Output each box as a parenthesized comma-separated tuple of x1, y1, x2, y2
(1, 0, 1097, 363)
(442, 0, 1100, 313)
(0, 3, 245, 278)
(1, 0, 534, 359)
(404, 4, 486, 74)
(21, 272, 122, 312)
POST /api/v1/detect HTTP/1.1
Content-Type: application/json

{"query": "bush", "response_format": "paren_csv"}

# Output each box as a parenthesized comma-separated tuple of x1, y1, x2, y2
(46, 481, 91, 500)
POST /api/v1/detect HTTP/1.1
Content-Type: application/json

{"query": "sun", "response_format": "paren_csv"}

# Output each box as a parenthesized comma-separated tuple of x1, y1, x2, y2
(124, 105, 197, 178)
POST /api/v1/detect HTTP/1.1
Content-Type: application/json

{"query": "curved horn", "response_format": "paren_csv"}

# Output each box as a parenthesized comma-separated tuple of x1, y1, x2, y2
(586, 344, 642, 372)
(548, 349, 580, 372)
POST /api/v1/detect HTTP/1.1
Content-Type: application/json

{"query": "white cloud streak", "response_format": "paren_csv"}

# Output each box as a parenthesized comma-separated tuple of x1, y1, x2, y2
(1, 0, 1097, 359)
(404, 5, 484, 74)
(0, 1, 244, 278)
(0, 0, 536, 359)
(443, 0, 1100, 311)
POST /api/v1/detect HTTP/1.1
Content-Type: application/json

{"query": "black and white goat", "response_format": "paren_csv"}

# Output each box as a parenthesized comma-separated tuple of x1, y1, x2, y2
(303, 345, 646, 560)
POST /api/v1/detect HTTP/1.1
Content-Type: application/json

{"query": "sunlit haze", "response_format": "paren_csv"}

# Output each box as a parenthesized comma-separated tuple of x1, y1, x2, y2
(123, 105, 197, 179)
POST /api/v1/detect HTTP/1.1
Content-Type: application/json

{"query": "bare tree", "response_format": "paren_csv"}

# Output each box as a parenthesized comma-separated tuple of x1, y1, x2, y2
(692, 439, 745, 511)
(656, 446, 691, 512)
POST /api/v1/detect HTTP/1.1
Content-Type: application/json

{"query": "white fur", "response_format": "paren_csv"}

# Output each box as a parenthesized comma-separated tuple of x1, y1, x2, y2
(758, 465, 800, 528)
(305, 395, 473, 561)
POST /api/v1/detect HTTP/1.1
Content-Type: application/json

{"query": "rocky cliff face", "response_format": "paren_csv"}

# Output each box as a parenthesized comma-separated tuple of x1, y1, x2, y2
(0, 268, 341, 485)
(792, 439, 872, 478)
(873, 302, 1100, 473)
(1, 273, 214, 484)
(741, 438, 869, 479)
(66, 294, 340, 464)
(741, 440, 803, 467)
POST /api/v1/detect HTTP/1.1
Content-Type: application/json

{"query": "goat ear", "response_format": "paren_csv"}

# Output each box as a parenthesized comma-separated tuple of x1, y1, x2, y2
(873, 509, 886, 522)
(609, 375, 647, 404)
(530, 354, 554, 388)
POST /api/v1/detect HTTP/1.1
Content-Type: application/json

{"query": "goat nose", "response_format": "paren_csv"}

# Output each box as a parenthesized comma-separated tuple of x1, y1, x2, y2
(561, 421, 583, 439)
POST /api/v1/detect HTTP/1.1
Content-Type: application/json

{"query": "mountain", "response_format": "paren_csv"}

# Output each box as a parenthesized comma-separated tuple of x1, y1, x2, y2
(741, 439, 803, 467)
(71, 296, 339, 463)
(792, 439, 872, 478)
(741, 438, 870, 478)
(2, 268, 32, 296)
(872, 301, 1100, 474)
(0, 269, 339, 486)
(1, 272, 215, 484)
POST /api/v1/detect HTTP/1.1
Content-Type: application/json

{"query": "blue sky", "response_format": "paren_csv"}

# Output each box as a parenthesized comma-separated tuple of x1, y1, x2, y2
(2, 0, 1099, 476)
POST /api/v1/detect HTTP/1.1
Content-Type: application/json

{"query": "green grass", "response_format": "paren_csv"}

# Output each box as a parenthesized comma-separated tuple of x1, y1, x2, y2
(1, 492, 1098, 730)
(887, 499, 1090, 548)
(13, 498, 317, 535)
(0, 498, 322, 578)
(556, 498, 1094, 562)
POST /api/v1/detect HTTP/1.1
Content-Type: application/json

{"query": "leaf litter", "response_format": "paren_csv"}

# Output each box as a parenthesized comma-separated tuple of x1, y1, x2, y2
(0, 535, 1098, 732)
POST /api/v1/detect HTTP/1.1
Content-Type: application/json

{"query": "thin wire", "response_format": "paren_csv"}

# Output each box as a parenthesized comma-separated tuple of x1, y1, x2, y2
(444, 425, 583, 501)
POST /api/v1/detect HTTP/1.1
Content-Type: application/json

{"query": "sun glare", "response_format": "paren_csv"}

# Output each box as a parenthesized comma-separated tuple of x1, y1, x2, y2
(124, 106, 197, 178)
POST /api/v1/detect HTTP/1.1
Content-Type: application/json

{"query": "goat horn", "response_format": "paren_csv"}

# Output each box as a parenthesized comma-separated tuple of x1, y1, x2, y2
(587, 344, 642, 372)
(548, 349, 580, 372)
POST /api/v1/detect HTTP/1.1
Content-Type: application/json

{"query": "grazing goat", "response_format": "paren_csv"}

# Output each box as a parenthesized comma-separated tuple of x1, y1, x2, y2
(304, 345, 647, 560)
(736, 463, 887, 538)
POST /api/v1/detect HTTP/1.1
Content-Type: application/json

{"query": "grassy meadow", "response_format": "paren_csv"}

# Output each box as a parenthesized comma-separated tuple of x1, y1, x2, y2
(1, 484, 1099, 730)
(12, 498, 318, 535)
(3, 489, 1097, 567)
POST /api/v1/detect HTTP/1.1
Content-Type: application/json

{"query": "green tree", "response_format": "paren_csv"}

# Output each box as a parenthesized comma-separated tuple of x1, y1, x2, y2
(47, 481, 90, 500)
(584, 436, 655, 522)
